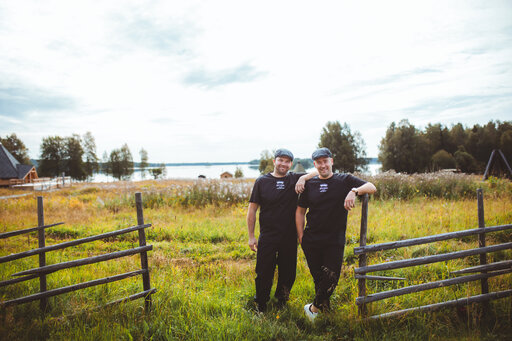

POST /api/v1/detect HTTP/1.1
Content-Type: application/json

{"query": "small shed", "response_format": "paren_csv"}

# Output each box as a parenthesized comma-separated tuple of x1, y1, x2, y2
(220, 171, 233, 179)
(0, 143, 38, 186)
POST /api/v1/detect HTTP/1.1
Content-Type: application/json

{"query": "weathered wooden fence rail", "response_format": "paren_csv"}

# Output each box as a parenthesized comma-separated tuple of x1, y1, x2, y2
(355, 189, 512, 319)
(0, 192, 156, 313)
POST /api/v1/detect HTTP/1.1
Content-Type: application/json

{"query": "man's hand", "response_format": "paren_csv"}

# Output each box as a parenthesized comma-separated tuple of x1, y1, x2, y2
(295, 177, 306, 193)
(344, 191, 357, 211)
(249, 236, 258, 252)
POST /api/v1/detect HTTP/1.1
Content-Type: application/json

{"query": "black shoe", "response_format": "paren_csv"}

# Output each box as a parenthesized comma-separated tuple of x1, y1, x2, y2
(257, 302, 267, 313)
(276, 299, 287, 309)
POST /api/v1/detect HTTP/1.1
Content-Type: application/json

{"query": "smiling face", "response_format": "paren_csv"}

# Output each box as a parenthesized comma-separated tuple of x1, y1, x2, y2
(314, 157, 333, 179)
(273, 156, 293, 177)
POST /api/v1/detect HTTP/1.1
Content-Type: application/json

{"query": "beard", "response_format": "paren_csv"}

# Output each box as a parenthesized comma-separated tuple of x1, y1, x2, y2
(275, 166, 289, 176)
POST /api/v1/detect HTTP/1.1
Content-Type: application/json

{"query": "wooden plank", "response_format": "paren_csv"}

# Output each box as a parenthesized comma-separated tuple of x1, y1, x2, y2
(367, 289, 512, 320)
(0, 222, 64, 239)
(477, 189, 489, 299)
(0, 224, 152, 264)
(482, 150, 496, 180)
(354, 274, 406, 281)
(135, 192, 152, 311)
(356, 268, 512, 305)
(101, 288, 157, 309)
(0, 274, 39, 288)
(450, 260, 512, 275)
(497, 149, 512, 177)
(53, 288, 158, 320)
(12, 245, 153, 277)
(354, 242, 512, 274)
(37, 196, 48, 312)
(358, 194, 369, 317)
(354, 224, 512, 255)
(0, 270, 147, 307)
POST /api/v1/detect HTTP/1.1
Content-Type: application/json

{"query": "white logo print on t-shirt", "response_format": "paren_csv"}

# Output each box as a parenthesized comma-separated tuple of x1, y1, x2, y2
(319, 184, 328, 193)
(276, 181, 285, 190)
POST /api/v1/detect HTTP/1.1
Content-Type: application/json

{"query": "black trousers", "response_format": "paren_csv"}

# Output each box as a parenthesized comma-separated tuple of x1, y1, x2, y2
(254, 237, 297, 306)
(301, 241, 344, 310)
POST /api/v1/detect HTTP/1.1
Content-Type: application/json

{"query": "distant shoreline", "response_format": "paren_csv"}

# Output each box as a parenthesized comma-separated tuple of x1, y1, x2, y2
(157, 158, 379, 167)
(162, 162, 252, 166)
(30, 158, 379, 168)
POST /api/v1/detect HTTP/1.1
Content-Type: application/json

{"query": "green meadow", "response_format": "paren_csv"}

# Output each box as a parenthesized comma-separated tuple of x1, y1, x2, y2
(0, 174, 511, 340)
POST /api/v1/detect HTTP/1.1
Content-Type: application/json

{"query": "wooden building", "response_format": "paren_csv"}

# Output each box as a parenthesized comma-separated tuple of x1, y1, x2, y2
(0, 143, 38, 186)
(220, 171, 233, 179)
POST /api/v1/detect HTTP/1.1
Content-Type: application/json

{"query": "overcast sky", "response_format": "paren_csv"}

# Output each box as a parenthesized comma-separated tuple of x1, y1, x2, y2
(1, 1, 511, 163)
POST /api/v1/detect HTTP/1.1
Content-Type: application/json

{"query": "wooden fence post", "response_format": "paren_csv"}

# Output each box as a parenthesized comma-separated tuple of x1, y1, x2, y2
(477, 189, 490, 317)
(37, 196, 48, 312)
(135, 193, 152, 311)
(358, 194, 369, 317)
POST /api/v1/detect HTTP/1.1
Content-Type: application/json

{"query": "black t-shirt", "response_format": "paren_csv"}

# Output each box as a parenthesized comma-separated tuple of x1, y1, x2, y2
(298, 173, 366, 246)
(249, 172, 305, 243)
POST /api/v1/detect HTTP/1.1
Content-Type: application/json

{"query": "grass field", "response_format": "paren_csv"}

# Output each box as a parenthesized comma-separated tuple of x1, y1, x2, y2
(0, 175, 511, 340)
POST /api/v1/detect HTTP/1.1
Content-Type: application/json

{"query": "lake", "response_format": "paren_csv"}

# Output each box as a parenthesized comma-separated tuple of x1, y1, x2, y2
(90, 163, 382, 182)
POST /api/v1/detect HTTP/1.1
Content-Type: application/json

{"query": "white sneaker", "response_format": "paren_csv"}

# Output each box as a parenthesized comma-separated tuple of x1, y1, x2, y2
(304, 303, 318, 322)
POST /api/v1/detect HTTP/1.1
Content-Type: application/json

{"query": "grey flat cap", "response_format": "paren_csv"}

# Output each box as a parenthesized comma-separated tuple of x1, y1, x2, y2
(312, 147, 332, 160)
(274, 148, 294, 161)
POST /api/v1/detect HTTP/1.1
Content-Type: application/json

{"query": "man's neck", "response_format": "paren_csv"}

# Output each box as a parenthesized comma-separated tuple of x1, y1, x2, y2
(271, 171, 287, 178)
(318, 172, 333, 180)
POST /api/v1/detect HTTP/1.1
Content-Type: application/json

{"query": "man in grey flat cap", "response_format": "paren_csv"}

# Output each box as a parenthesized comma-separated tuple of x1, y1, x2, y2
(247, 148, 317, 312)
(296, 147, 376, 321)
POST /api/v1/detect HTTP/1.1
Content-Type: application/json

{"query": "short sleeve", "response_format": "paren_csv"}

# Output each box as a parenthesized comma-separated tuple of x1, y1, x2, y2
(289, 172, 306, 184)
(345, 174, 367, 189)
(297, 185, 309, 208)
(249, 178, 261, 204)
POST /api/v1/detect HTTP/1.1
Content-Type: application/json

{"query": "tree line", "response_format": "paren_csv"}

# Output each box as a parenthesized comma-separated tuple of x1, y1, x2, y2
(258, 119, 512, 174)
(378, 119, 512, 173)
(3, 119, 511, 181)
(0, 133, 166, 181)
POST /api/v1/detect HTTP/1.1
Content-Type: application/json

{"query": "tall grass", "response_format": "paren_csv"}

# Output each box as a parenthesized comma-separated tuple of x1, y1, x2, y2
(362, 172, 511, 200)
(0, 176, 511, 340)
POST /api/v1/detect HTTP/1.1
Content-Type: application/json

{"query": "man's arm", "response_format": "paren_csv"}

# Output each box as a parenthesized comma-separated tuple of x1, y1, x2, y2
(344, 182, 377, 211)
(295, 169, 319, 193)
(295, 206, 307, 244)
(247, 202, 260, 251)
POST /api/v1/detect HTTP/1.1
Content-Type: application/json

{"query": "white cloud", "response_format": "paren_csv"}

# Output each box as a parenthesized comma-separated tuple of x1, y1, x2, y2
(0, 0, 511, 162)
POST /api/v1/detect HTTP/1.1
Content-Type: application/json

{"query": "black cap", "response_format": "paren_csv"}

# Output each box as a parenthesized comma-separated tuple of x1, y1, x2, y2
(312, 147, 332, 160)
(274, 148, 294, 161)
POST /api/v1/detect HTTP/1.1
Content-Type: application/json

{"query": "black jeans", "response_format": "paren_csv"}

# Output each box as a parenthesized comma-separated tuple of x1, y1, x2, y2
(254, 238, 297, 307)
(301, 241, 344, 311)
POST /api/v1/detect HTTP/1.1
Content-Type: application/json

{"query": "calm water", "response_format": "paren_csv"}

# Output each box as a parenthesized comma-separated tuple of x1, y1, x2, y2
(90, 163, 382, 182)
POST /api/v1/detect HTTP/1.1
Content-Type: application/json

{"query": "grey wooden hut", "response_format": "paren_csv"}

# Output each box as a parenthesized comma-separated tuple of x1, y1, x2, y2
(0, 143, 38, 186)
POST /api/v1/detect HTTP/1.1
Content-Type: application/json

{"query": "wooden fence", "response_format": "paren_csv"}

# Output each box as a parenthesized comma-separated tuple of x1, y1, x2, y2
(0, 192, 155, 314)
(11, 176, 72, 191)
(355, 189, 512, 319)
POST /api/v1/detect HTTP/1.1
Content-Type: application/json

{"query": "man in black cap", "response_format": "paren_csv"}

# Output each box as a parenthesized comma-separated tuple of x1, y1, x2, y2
(247, 148, 318, 312)
(296, 147, 376, 321)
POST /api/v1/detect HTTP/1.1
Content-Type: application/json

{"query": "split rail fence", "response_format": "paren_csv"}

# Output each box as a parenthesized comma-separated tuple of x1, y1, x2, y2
(355, 189, 512, 319)
(0, 192, 155, 314)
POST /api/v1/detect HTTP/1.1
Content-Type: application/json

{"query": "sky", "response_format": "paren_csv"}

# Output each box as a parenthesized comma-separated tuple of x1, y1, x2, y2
(1, 1, 511, 163)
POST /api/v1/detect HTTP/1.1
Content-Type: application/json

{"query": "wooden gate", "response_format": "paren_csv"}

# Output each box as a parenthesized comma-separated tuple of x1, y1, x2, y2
(0, 192, 156, 313)
(355, 189, 512, 319)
